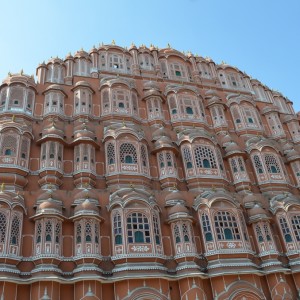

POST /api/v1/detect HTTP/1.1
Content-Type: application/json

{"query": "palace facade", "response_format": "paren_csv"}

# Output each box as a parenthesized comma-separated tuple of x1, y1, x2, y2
(0, 42, 299, 299)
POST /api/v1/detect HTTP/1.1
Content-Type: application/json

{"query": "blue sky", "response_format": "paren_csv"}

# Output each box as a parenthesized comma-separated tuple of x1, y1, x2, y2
(1, 0, 299, 111)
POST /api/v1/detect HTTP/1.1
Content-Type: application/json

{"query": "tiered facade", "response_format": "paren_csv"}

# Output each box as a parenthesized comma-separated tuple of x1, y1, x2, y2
(0, 42, 300, 299)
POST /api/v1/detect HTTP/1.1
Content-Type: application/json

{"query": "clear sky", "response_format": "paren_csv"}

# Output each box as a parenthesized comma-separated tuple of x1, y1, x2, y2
(1, 0, 299, 111)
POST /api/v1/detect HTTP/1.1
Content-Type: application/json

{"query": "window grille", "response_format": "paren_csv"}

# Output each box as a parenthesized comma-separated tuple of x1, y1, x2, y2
(45, 221, 53, 242)
(114, 213, 122, 245)
(291, 216, 300, 241)
(0, 212, 7, 243)
(153, 214, 161, 245)
(264, 154, 281, 174)
(1, 135, 17, 156)
(194, 146, 217, 169)
(10, 215, 20, 246)
(279, 217, 292, 242)
(107, 143, 115, 165)
(255, 224, 264, 242)
(201, 213, 213, 241)
(127, 212, 150, 243)
(120, 143, 137, 164)
(214, 211, 241, 240)
(253, 155, 264, 174)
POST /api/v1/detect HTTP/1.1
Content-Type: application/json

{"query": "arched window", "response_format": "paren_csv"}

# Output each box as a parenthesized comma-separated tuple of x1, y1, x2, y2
(194, 146, 217, 169)
(0, 212, 7, 244)
(10, 215, 20, 246)
(120, 143, 137, 164)
(279, 217, 293, 243)
(253, 155, 264, 174)
(153, 214, 161, 245)
(174, 224, 181, 243)
(45, 221, 52, 242)
(255, 224, 264, 242)
(201, 213, 213, 242)
(214, 211, 241, 240)
(114, 213, 122, 245)
(291, 215, 300, 241)
(1, 135, 17, 156)
(76, 224, 82, 243)
(127, 212, 150, 244)
(85, 222, 92, 242)
(264, 154, 281, 174)
(107, 143, 115, 165)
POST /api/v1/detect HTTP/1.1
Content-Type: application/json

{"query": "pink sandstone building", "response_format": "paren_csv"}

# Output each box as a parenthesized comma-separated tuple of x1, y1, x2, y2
(0, 42, 299, 299)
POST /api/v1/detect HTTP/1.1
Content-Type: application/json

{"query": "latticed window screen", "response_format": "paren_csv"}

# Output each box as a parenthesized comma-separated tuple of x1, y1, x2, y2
(238, 157, 245, 171)
(27, 89, 34, 111)
(127, 212, 150, 244)
(153, 214, 161, 245)
(139, 53, 154, 70)
(291, 216, 300, 241)
(291, 161, 300, 184)
(214, 211, 241, 240)
(279, 217, 292, 242)
(36, 222, 42, 243)
(169, 63, 187, 79)
(95, 223, 99, 244)
(140, 145, 148, 167)
(182, 147, 193, 169)
(9, 86, 24, 108)
(120, 143, 137, 164)
(10, 215, 20, 246)
(255, 224, 264, 242)
(174, 224, 181, 243)
(107, 143, 115, 165)
(263, 224, 272, 241)
(230, 158, 238, 173)
(0, 87, 7, 107)
(85, 222, 92, 242)
(194, 146, 217, 169)
(76, 223, 82, 243)
(20, 138, 29, 159)
(182, 223, 190, 242)
(264, 154, 281, 174)
(211, 105, 226, 126)
(74, 58, 90, 76)
(0, 212, 7, 243)
(113, 213, 122, 245)
(253, 155, 264, 174)
(45, 221, 53, 242)
(55, 223, 61, 244)
(1, 135, 17, 156)
(201, 213, 213, 241)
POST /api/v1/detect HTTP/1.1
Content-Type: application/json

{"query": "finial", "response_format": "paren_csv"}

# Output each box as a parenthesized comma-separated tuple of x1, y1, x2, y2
(112, 39, 116, 45)
(167, 43, 171, 48)
(20, 69, 23, 75)
(8, 71, 11, 77)
(212, 185, 216, 192)
(122, 119, 126, 127)
(12, 115, 15, 122)
(0, 183, 5, 192)
(131, 42, 135, 47)
(84, 182, 89, 189)
(130, 183, 135, 189)
(221, 60, 226, 65)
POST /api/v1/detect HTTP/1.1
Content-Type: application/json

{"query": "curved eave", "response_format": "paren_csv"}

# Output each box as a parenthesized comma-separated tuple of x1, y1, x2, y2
(36, 135, 68, 145)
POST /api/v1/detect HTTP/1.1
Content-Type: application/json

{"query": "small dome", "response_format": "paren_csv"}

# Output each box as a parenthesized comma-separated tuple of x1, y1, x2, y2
(74, 49, 89, 59)
(243, 193, 258, 204)
(74, 199, 99, 216)
(168, 202, 189, 216)
(74, 80, 92, 88)
(152, 127, 170, 140)
(74, 189, 98, 204)
(205, 89, 218, 97)
(143, 81, 160, 91)
(221, 134, 232, 146)
(286, 148, 300, 161)
(65, 52, 73, 60)
(36, 199, 62, 215)
(37, 190, 62, 203)
(42, 124, 64, 139)
(73, 122, 95, 141)
(153, 136, 176, 152)
(165, 190, 185, 203)
(248, 203, 268, 220)
(47, 57, 64, 65)
(224, 141, 243, 156)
